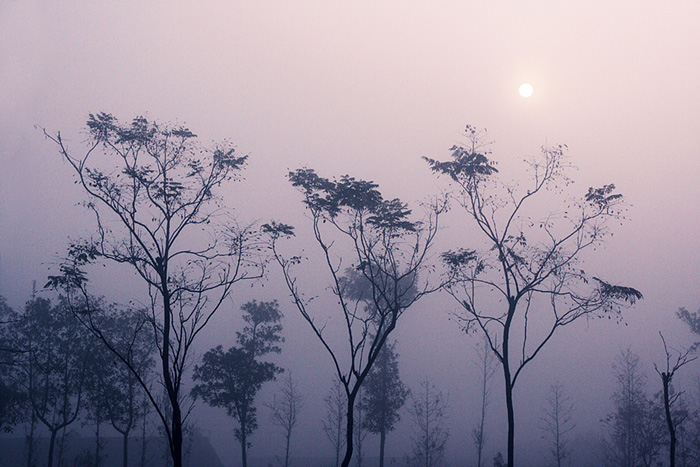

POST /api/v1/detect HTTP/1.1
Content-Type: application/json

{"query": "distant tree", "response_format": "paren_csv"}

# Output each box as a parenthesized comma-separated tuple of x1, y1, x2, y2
(0, 296, 26, 433)
(192, 300, 283, 467)
(18, 297, 91, 467)
(425, 125, 643, 467)
(360, 341, 409, 467)
(267, 371, 304, 467)
(83, 307, 155, 467)
(602, 348, 664, 467)
(653, 333, 697, 467)
(540, 383, 575, 467)
(324, 379, 348, 467)
(264, 168, 443, 467)
(44, 113, 262, 467)
(472, 336, 497, 467)
(405, 378, 449, 467)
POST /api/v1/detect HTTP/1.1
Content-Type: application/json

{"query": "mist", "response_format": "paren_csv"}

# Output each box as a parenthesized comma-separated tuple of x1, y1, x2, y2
(2, 2, 700, 467)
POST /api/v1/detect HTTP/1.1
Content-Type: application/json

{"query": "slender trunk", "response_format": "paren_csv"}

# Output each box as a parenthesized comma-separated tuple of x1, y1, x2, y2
(123, 432, 129, 467)
(662, 375, 676, 467)
(47, 428, 58, 467)
(161, 280, 182, 467)
(379, 428, 386, 467)
(26, 411, 37, 467)
(340, 393, 356, 467)
(502, 300, 516, 467)
(241, 428, 248, 467)
(284, 430, 291, 467)
(95, 419, 101, 467)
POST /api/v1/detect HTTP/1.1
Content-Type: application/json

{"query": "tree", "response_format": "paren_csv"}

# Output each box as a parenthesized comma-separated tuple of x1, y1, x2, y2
(18, 297, 91, 467)
(602, 348, 664, 467)
(540, 383, 575, 467)
(323, 379, 348, 467)
(405, 378, 449, 467)
(353, 387, 369, 467)
(83, 306, 155, 467)
(653, 333, 697, 467)
(0, 296, 26, 434)
(267, 371, 304, 467)
(360, 341, 409, 467)
(472, 335, 497, 467)
(192, 300, 283, 467)
(44, 113, 261, 467)
(424, 125, 643, 467)
(263, 168, 443, 467)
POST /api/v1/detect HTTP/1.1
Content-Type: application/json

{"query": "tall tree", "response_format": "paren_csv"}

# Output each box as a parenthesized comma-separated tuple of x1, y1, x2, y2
(653, 333, 697, 467)
(360, 341, 409, 467)
(267, 371, 304, 467)
(44, 113, 261, 467)
(264, 168, 443, 467)
(192, 300, 283, 467)
(472, 336, 497, 467)
(18, 297, 91, 467)
(424, 125, 643, 467)
(539, 383, 575, 467)
(405, 378, 449, 467)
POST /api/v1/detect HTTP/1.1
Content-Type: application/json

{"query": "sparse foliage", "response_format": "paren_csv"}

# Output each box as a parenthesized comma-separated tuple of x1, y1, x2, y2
(540, 383, 575, 467)
(653, 332, 697, 467)
(44, 113, 261, 467)
(263, 168, 443, 467)
(267, 371, 304, 467)
(425, 125, 642, 467)
(324, 379, 347, 467)
(405, 378, 449, 467)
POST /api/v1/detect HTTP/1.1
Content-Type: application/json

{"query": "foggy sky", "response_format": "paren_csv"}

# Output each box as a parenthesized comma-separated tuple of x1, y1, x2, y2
(2, 2, 700, 466)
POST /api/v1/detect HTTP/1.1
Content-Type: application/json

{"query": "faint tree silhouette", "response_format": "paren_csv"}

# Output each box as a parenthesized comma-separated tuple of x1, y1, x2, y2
(192, 300, 283, 467)
(405, 378, 449, 467)
(267, 371, 304, 467)
(540, 382, 575, 467)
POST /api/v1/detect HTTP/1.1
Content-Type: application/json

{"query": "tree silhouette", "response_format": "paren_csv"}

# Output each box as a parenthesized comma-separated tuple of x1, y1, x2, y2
(267, 371, 304, 467)
(44, 113, 262, 467)
(425, 125, 643, 467)
(192, 300, 283, 467)
(264, 168, 443, 467)
(360, 341, 409, 467)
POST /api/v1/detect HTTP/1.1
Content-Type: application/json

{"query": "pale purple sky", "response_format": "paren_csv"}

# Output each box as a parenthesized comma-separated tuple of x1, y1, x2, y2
(2, 2, 700, 465)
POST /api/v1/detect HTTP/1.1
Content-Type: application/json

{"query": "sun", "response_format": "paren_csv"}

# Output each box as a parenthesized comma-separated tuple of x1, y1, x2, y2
(519, 83, 533, 98)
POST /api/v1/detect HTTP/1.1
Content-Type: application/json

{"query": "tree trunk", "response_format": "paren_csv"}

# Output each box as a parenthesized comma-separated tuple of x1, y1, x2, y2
(123, 432, 129, 467)
(502, 301, 516, 467)
(241, 425, 248, 467)
(662, 375, 676, 467)
(47, 428, 58, 467)
(379, 427, 386, 467)
(340, 394, 356, 467)
(284, 430, 291, 467)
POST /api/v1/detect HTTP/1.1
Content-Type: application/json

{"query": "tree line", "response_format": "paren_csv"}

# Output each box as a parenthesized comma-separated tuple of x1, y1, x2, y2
(4, 113, 694, 467)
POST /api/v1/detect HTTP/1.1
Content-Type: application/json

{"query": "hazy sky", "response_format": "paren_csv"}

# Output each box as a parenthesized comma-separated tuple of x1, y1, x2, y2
(2, 2, 700, 465)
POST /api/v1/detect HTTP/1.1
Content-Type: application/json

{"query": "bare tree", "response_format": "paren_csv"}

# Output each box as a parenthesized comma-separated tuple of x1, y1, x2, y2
(44, 113, 261, 467)
(540, 383, 575, 467)
(602, 348, 664, 467)
(263, 169, 443, 467)
(405, 378, 449, 467)
(324, 379, 347, 467)
(472, 336, 497, 467)
(653, 333, 697, 467)
(267, 371, 304, 467)
(424, 125, 643, 467)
